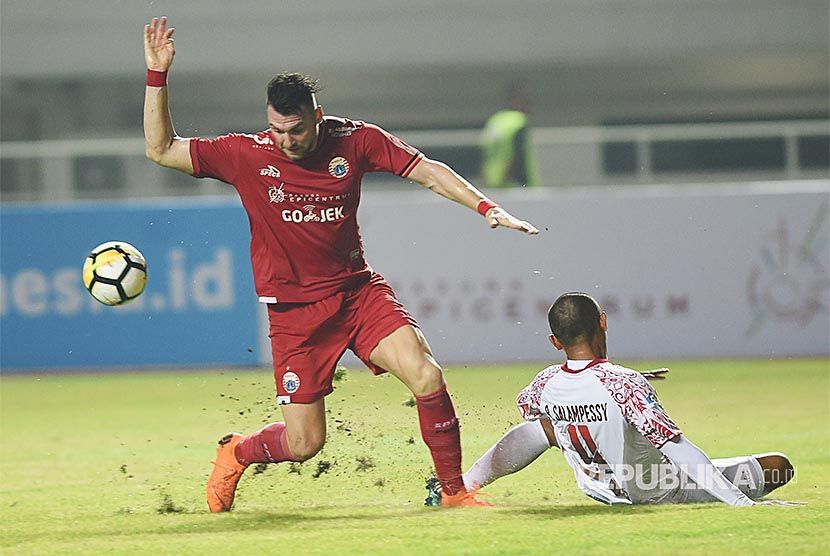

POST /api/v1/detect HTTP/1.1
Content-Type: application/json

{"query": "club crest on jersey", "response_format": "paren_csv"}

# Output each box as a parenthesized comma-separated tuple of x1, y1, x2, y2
(328, 157, 350, 178)
(282, 371, 300, 394)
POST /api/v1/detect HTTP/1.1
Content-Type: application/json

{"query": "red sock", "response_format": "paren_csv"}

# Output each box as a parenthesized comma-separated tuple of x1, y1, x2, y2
(234, 422, 299, 465)
(416, 383, 465, 496)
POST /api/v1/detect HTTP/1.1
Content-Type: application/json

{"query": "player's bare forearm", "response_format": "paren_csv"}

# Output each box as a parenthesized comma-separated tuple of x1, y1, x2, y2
(408, 157, 539, 234)
(142, 16, 193, 173)
(143, 85, 176, 158)
(408, 157, 484, 207)
(143, 87, 192, 172)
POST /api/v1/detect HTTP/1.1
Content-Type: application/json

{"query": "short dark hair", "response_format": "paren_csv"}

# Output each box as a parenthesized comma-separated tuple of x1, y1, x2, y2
(266, 72, 320, 115)
(548, 292, 602, 347)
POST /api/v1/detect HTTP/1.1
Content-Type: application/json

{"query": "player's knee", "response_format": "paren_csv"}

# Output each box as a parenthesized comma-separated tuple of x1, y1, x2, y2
(756, 452, 794, 493)
(406, 359, 444, 397)
(287, 432, 326, 462)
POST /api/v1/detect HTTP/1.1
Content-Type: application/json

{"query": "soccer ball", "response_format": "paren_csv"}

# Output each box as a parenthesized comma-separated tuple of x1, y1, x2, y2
(82, 241, 147, 305)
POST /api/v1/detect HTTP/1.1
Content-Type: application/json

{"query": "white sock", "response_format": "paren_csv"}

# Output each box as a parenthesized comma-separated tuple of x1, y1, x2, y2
(463, 419, 552, 490)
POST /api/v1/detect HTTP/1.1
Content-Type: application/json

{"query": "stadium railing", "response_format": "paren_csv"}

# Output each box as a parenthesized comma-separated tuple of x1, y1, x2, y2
(1, 120, 827, 202)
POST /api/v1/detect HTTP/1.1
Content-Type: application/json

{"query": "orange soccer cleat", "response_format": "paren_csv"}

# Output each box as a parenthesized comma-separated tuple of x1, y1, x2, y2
(440, 483, 493, 508)
(206, 433, 248, 512)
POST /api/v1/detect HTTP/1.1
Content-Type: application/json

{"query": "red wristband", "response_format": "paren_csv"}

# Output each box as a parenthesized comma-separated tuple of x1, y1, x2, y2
(477, 199, 499, 216)
(146, 69, 168, 87)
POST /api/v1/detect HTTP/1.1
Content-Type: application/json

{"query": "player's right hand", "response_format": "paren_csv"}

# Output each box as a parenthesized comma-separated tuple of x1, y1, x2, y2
(484, 207, 539, 235)
(144, 16, 176, 71)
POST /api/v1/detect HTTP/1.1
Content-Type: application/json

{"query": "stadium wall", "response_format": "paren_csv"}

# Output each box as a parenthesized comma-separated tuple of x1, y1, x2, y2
(1, 181, 828, 372)
(351, 181, 830, 365)
(0, 198, 261, 371)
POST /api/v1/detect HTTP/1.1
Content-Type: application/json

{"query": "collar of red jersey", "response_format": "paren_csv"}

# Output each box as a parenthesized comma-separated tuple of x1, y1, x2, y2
(562, 358, 609, 373)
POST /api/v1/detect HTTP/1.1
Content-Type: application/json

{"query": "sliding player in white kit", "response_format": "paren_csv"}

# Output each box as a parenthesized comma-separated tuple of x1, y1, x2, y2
(452, 293, 800, 506)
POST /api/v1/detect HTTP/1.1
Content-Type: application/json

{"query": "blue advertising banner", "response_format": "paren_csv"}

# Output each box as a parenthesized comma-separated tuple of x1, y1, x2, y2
(0, 198, 261, 371)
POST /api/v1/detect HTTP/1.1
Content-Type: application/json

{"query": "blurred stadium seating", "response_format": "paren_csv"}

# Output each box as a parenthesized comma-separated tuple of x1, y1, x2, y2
(1, 0, 827, 201)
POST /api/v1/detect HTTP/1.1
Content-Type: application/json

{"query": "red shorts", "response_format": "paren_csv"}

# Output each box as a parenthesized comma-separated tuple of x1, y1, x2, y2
(267, 273, 417, 404)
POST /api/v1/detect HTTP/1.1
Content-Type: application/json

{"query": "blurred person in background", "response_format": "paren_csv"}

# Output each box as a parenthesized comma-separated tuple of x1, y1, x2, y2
(481, 81, 540, 188)
(143, 16, 538, 512)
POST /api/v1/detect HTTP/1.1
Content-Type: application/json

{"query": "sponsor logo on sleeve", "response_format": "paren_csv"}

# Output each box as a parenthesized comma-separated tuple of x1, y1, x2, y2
(644, 393, 663, 411)
(331, 126, 354, 138)
(254, 134, 274, 146)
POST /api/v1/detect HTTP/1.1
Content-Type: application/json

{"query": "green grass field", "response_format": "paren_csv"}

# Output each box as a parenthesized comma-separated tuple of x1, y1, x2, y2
(1, 359, 828, 555)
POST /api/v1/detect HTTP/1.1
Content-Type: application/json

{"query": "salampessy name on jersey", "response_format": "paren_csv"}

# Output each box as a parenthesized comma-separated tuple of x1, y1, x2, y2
(545, 403, 609, 423)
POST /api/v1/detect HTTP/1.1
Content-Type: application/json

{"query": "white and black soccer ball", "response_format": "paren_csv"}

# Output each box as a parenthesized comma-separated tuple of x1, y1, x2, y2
(82, 241, 147, 306)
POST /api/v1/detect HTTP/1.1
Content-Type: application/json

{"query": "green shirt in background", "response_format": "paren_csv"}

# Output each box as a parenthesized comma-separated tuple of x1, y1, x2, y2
(481, 109, 540, 188)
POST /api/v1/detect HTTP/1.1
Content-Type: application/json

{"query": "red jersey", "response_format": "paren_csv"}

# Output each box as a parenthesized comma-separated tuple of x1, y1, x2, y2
(190, 116, 423, 303)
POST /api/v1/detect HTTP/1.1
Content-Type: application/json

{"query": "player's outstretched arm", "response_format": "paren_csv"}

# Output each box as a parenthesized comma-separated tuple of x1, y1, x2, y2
(143, 16, 193, 174)
(660, 436, 756, 506)
(407, 157, 539, 235)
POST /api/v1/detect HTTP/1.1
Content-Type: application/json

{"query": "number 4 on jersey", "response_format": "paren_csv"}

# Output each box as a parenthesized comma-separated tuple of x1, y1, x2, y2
(567, 424, 608, 465)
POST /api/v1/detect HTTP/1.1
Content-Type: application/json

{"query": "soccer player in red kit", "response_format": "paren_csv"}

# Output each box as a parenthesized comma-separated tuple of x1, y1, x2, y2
(143, 17, 538, 511)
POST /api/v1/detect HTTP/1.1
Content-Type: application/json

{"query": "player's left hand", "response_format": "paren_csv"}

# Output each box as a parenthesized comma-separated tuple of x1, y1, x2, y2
(144, 16, 176, 72)
(485, 207, 539, 235)
(641, 368, 669, 381)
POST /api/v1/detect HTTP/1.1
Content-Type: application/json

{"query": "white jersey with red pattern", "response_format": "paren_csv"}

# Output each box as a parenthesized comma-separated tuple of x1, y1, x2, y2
(517, 358, 683, 504)
(189, 116, 423, 304)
